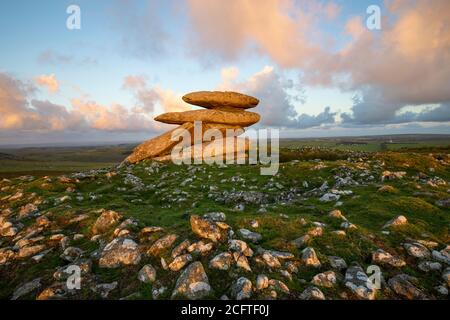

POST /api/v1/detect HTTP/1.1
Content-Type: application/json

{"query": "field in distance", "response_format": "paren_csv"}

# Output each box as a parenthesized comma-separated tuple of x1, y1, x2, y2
(0, 134, 449, 178)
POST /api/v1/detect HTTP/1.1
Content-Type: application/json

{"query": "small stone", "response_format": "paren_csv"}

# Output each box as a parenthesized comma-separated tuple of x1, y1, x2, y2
(171, 262, 211, 300)
(261, 252, 281, 269)
(299, 286, 325, 300)
(91, 209, 122, 235)
(11, 278, 42, 300)
(388, 274, 427, 300)
(138, 264, 157, 283)
(372, 249, 406, 267)
(171, 239, 191, 258)
(209, 252, 233, 270)
(190, 215, 224, 243)
(311, 271, 337, 288)
(345, 264, 377, 300)
(238, 228, 262, 243)
(231, 277, 252, 300)
(99, 238, 141, 268)
(404, 242, 431, 259)
(256, 275, 269, 290)
(148, 234, 178, 256)
(268, 279, 289, 294)
(328, 256, 347, 270)
(418, 261, 442, 272)
(383, 215, 408, 229)
(301, 247, 321, 267)
(169, 254, 193, 272)
(228, 239, 253, 257)
(329, 209, 347, 220)
(233, 252, 252, 272)
(203, 212, 226, 222)
(91, 282, 118, 299)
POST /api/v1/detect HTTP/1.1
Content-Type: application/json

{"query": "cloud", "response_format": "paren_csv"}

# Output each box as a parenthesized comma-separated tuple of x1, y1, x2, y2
(111, 0, 172, 59)
(123, 75, 191, 114)
(35, 74, 59, 93)
(185, 0, 326, 66)
(185, 0, 450, 127)
(218, 66, 336, 129)
(37, 49, 97, 66)
(0, 72, 158, 134)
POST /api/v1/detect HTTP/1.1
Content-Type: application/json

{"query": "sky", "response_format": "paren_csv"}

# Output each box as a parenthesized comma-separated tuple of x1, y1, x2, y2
(0, 0, 449, 145)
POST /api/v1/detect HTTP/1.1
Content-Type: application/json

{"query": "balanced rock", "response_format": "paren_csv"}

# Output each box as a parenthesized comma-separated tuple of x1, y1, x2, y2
(182, 91, 259, 110)
(155, 109, 260, 126)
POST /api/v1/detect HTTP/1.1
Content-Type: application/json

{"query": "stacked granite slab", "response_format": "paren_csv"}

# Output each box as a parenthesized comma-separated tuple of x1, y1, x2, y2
(125, 91, 260, 164)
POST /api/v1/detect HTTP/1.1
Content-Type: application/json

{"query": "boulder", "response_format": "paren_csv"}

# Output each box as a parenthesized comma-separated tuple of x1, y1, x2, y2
(372, 249, 406, 267)
(344, 264, 377, 300)
(404, 242, 431, 259)
(238, 228, 262, 243)
(299, 286, 325, 300)
(209, 252, 233, 270)
(230, 277, 252, 300)
(311, 271, 337, 288)
(168, 254, 192, 272)
(155, 109, 260, 126)
(301, 247, 321, 267)
(256, 275, 269, 290)
(383, 215, 408, 229)
(137, 264, 157, 283)
(92, 210, 122, 235)
(182, 91, 259, 109)
(190, 215, 224, 243)
(171, 262, 211, 300)
(148, 234, 178, 256)
(388, 274, 427, 300)
(99, 238, 141, 268)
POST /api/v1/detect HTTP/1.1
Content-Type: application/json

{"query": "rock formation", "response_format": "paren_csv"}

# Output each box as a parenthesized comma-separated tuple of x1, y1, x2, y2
(125, 91, 260, 164)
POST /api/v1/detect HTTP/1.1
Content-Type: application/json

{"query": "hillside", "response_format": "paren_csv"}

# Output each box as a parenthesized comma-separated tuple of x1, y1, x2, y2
(0, 148, 449, 300)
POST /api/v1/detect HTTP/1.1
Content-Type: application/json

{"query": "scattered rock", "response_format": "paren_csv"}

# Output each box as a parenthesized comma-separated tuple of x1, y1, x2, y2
(99, 238, 141, 268)
(328, 256, 347, 270)
(171, 239, 191, 258)
(383, 215, 408, 229)
(301, 247, 321, 267)
(404, 242, 431, 259)
(231, 277, 252, 300)
(91, 282, 118, 299)
(372, 249, 406, 267)
(137, 264, 157, 283)
(190, 215, 224, 243)
(203, 212, 226, 222)
(171, 262, 211, 300)
(209, 252, 233, 270)
(388, 274, 427, 300)
(238, 228, 262, 243)
(299, 286, 325, 300)
(418, 261, 442, 272)
(92, 210, 122, 235)
(169, 254, 193, 272)
(148, 234, 178, 256)
(311, 271, 337, 288)
(345, 264, 377, 300)
(256, 275, 269, 290)
(11, 278, 42, 300)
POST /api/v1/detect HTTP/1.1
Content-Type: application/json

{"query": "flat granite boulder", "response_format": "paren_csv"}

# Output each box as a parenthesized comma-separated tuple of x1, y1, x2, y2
(125, 123, 244, 164)
(155, 109, 260, 126)
(182, 91, 259, 109)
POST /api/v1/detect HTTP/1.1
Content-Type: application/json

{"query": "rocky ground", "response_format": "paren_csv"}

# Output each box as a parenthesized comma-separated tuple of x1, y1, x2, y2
(0, 149, 449, 300)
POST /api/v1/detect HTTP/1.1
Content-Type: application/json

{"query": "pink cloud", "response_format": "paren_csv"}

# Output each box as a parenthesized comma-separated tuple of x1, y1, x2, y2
(35, 74, 59, 93)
